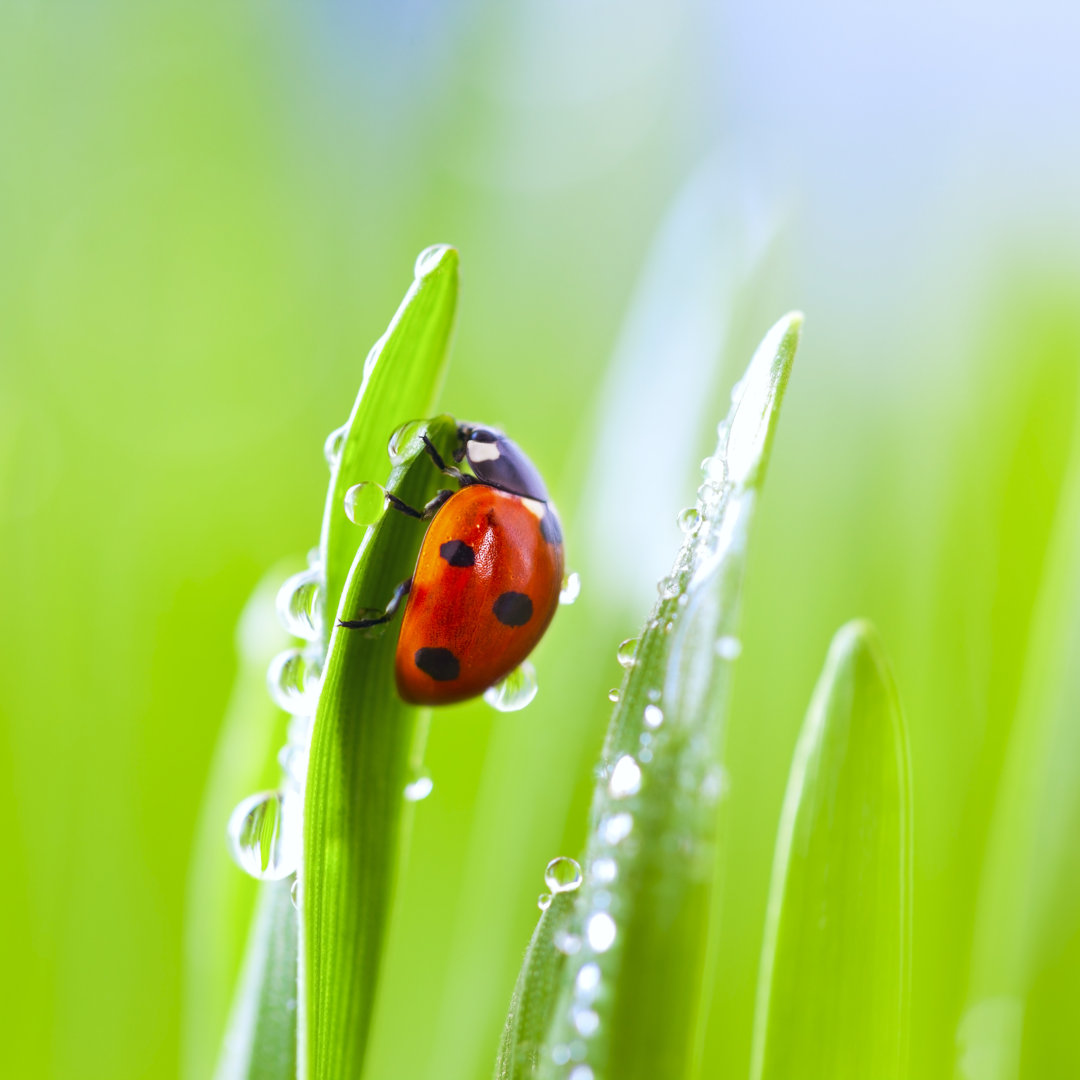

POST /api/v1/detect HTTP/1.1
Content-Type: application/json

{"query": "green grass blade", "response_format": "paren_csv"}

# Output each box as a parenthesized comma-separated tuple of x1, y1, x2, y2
(182, 572, 293, 1080)
(496, 893, 577, 1080)
(530, 313, 801, 1080)
(319, 245, 459, 628)
(215, 880, 299, 1080)
(301, 415, 460, 1080)
(959, 451, 1080, 1080)
(750, 620, 913, 1080)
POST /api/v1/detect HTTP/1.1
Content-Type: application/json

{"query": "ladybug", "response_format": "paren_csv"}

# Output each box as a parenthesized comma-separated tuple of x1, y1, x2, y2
(339, 423, 565, 705)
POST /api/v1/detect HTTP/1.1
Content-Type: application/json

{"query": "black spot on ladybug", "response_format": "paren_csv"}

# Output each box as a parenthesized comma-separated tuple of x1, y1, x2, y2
(540, 510, 563, 546)
(485, 508, 498, 528)
(414, 647, 460, 681)
(439, 540, 475, 567)
(493, 591, 533, 627)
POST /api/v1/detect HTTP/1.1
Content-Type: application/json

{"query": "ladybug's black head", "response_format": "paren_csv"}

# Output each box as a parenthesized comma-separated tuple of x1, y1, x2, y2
(457, 424, 550, 503)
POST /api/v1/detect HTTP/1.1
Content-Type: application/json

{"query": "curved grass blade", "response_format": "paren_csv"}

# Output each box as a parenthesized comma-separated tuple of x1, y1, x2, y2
(750, 620, 913, 1080)
(319, 245, 460, 629)
(301, 415, 461, 1080)
(526, 313, 801, 1080)
(182, 571, 293, 1080)
(959, 452, 1080, 1080)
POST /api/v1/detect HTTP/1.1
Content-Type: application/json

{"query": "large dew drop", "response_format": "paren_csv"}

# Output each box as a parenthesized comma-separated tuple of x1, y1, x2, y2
(586, 911, 617, 952)
(387, 419, 425, 466)
(227, 790, 300, 881)
(608, 755, 642, 798)
(275, 567, 322, 642)
(414, 243, 452, 279)
(343, 481, 387, 525)
(544, 856, 584, 894)
(267, 648, 323, 715)
(483, 660, 538, 712)
(559, 571, 581, 605)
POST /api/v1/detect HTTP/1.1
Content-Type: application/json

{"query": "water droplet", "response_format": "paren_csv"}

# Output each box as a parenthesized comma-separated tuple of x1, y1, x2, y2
(227, 790, 300, 881)
(555, 930, 582, 955)
(387, 419, 425, 465)
(716, 635, 743, 660)
(559, 571, 581, 605)
(404, 770, 434, 802)
(323, 424, 348, 468)
(569, 1064, 594, 1080)
(343, 481, 387, 526)
(700, 453, 727, 487)
(643, 704, 664, 729)
(600, 812, 633, 844)
(267, 649, 323, 715)
(586, 912, 616, 952)
(414, 243, 453, 278)
(638, 748, 653, 763)
(609, 755, 642, 798)
(291, 878, 301, 910)
(545, 856, 583, 894)
(538, 892, 552, 912)
(657, 576, 680, 600)
(576, 962, 601, 996)
(573, 1006, 600, 1037)
(276, 568, 323, 642)
(552, 1045, 572, 1066)
(647, 688, 661, 703)
(607, 688, 621, 704)
(616, 637, 638, 669)
(677, 507, 701, 534)
(591, 857, 617, 884)
(483, 660, 538, 712)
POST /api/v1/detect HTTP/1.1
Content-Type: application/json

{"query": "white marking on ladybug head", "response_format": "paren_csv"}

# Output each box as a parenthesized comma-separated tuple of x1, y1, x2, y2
(522, 498, 547, 520)
(468, 439, 501, 463)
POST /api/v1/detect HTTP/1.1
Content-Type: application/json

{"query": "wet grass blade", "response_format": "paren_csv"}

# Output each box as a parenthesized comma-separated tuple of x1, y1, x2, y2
(750, 620, 913, 1080)
(524, 313, 801, 1080)
(301, 414, 461, 1080)
(320, 245, 460, 630)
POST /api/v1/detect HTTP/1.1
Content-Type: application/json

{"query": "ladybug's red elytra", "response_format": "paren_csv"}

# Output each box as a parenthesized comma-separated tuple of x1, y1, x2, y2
(338, 423, 565, 705)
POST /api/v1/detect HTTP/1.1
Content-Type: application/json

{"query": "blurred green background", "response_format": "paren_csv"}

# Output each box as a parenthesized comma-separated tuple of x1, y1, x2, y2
(3, 2, 1080, 1078)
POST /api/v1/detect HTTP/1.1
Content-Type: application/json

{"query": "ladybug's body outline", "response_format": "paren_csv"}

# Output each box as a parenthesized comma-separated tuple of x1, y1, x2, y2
(339, 423, 565, 705)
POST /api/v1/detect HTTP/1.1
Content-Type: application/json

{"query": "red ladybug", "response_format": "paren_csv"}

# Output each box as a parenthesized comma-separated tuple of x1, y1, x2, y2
(339, 424, 565, 705)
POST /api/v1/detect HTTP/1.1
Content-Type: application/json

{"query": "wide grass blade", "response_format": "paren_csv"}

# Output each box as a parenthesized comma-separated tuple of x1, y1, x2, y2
(959, 450, 1080, 1080)
(750, 620, 912, 1080)
(301, 414, 461, 1080)
(523, 313, 800, 1080)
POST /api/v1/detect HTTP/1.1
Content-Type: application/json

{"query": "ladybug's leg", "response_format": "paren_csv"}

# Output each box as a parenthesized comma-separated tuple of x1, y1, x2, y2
(338, 577, 412, 629)
(421, 433, 474, 486)
(384, 488, 455, 520)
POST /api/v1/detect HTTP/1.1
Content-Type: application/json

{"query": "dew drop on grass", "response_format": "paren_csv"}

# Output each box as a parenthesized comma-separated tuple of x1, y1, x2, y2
(552, 1045, 572, 1066)
(643, 704, 664, 729)
(323, 424, 347, 469)
(538, 893, 552, 912)
(559, 571, 581, 605)
(276, 568, 322, 642)
(657, 575, 680, 600)
(600, 812, 633, 844)
(716, 635, 743, 659)
(609, 755, 642, 798)
(554, 930, 582, 955)
(267, 648, 323, 715)
(576, 962, 601, 995)
(677, 506, 700, 534)
(343, 481, 387, 525)
(404, 770, 434, 802)
(227, 790, 300, 881)
(483, 660, 538, 712)
(607, 688, 621, 703)
(591, 857, 616, 883)
(616, 637, 638, 669)
(647, 687, 661, 703)
(414, 243, 452, 278)
(387, 419, 425, 465)
(586, 912, 616, 952)
(544, 856, 583, 894)
(569, 1067, 594, 1080)
(573, 1006, 600, 1037)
